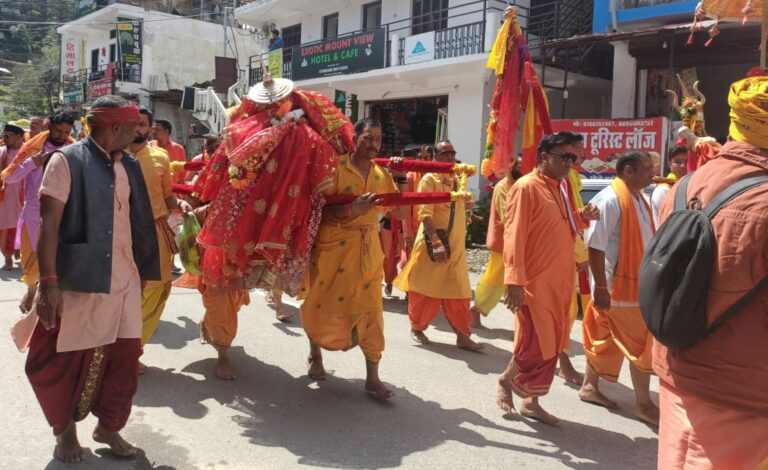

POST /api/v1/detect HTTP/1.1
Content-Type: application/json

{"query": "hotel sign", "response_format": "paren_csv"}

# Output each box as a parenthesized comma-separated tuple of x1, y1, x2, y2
(292, 28, 385, 80)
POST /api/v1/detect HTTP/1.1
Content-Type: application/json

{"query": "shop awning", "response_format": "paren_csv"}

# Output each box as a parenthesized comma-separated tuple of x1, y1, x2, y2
(534, 19, 717, 49)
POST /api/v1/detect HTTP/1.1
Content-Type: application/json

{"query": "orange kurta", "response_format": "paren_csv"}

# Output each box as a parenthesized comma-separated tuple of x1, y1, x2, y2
(504, 170, 575, 396)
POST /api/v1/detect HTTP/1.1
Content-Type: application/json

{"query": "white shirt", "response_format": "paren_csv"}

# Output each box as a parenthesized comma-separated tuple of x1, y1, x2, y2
(651, 184, 671, 226)
(584, 184, 654, 307)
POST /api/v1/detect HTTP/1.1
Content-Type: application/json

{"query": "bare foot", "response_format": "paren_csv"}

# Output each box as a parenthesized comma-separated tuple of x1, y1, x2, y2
(365, 378, 395, 400)
(137, 362, 148, 375)
(411, 330, 431, 345)
(384, 283, 393, 297)
(558, 353, 584, 385)
(456, 334, 485, 352)
(307, 354, 326, 380)
(92, 423, 137, 458)
(520, 400, 560, 426)
(579, 384, 620, 410)
(470, 307, 487, 329)
(635, 401, 660, 427)
(216, 352, 237, 380)
(496, 378, 517, 415)
(264, 291, 275, 304)
(2, 258, 13, 270)
(275, 304, 293, 322)
(55, 421, 84, 463)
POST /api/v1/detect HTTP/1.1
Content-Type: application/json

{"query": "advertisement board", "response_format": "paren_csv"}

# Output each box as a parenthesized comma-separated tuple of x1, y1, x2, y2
(73, 0, 97, 19)
(88, 78, 113, 102)
(117, 17, 142, 65)
(292, 29, 385, 80)
(551, 117, 668, 178)
(268, 49, 283, 78)
(403, 32, 435, 65)
(61, 36, 81, 78)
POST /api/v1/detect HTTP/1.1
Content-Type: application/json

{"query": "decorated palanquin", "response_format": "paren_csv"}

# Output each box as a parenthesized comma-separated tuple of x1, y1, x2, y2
(191, 78, 354, 295)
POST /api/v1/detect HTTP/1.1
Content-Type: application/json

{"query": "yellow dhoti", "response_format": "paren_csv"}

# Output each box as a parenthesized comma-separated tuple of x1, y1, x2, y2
(582, 302, 653, 381)
(141, 281, 172, 345)
(474, 250, 505, 316)
(140, 219, 176, 345)
(20, 225, 38, 288)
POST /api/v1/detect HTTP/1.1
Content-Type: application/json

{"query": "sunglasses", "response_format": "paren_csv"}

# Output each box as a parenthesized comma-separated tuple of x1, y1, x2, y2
(437, 150, 456, 156)
(547, 150, 578, 163)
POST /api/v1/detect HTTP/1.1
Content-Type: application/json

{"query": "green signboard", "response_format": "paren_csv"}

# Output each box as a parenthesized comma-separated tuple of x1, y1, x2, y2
(334, 90, 358, 123)
(117, 17, 142, 65)
(292, 28, 385, 81)
(73, 0, 98, 19)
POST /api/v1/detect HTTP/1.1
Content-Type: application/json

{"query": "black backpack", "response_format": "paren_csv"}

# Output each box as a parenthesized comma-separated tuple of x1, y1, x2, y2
(639, 173, 768, 349)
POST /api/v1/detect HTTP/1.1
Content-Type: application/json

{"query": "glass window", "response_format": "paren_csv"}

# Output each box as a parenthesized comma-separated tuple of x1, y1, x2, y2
(411, 0, 448, 35)
(323, 13, 339, 40)
(281, 23, 301, 48)
(363, 1, 382, 30)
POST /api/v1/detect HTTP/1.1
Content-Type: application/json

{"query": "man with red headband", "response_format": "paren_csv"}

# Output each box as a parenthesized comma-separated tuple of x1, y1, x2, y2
(25, 95, 159, 463)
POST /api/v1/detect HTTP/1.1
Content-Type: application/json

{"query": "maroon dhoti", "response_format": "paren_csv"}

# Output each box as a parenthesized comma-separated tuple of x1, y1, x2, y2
(509, 306, 559, 398)
(25, 321, 141, 435)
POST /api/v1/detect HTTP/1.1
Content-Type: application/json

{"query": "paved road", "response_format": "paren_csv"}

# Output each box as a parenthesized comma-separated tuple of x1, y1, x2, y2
(0, 268, 658, 469)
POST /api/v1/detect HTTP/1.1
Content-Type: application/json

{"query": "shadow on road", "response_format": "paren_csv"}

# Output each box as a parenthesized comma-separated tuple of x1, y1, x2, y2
(149, 316, 200, 350)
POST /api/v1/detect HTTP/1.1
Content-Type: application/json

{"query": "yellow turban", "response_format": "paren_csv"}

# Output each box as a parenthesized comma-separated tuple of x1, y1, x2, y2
(729, 76, 768, 148)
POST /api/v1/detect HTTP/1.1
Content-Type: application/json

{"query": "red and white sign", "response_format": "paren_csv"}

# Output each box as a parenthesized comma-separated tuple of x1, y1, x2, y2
(88, 78, 113, 102)
(551, 117, 668, 178)
(61, 36, 81, 78)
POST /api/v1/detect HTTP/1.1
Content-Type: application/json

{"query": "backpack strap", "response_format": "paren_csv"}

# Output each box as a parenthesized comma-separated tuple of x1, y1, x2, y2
(702, 174, 768, 219)
(710, 274, 768, 334)
(673, 173, 695, 211)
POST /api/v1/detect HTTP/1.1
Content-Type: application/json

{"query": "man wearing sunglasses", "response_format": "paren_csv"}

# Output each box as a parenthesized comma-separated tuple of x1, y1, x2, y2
(580, 150, 658, 426)
(395, 140, 484, 352)
(497, 132, 595, 426)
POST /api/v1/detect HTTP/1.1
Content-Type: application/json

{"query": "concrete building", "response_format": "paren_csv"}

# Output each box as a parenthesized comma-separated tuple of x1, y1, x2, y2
(589, 0, 762, 138)
(233, 0, 611, 191)
(58, 1, 234, 151)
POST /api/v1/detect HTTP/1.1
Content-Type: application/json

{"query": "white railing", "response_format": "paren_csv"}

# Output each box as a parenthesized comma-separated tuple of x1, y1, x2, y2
(227, 75, 248, 107)
(193, 86, 229, 135)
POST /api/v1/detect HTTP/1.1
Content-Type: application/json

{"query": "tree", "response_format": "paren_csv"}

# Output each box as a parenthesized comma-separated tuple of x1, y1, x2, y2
(0, 0, 75, 119)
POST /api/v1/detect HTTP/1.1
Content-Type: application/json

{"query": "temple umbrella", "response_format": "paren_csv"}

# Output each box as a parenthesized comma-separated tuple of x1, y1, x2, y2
(700, 0, 767, 66)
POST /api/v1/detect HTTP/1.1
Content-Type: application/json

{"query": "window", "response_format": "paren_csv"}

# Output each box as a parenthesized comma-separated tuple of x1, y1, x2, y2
(281, 23, 301, 48)
(109, 44, 116, 63)
(412, 0, 448, 35)
(90, 48, 99, 73)
(362, 1, 382, 30)
(322, 13, 339, 40)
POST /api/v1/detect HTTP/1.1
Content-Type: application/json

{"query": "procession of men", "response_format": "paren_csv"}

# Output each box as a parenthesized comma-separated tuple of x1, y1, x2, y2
(1, 67, 767, 469)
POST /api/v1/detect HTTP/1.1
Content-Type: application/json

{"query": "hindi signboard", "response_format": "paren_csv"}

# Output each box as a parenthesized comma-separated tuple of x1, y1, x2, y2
(292, 28, 385, 81)
(63, 84, 84, 107)
(73, 0, 97, 19)
(551, 117, 668, 178)
(61, 36, 81, 79)
(88, 78, 113, 102)
(117, 17, 142, 66)
(403, 32, 435, 65)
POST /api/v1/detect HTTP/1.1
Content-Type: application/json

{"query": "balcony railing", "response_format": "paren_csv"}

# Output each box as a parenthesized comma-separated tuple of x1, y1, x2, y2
(62, 62, 142, 85)
(248, 0, 517, 85)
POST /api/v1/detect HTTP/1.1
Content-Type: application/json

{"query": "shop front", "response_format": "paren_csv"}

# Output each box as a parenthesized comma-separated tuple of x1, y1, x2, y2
(365, 95, 448, 156)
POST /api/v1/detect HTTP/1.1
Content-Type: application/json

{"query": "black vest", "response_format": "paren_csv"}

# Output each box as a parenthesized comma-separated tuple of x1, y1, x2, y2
(55, 138, 160, 293)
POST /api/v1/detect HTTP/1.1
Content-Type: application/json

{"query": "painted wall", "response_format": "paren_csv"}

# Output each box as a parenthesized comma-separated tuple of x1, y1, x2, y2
(611, 41, 636, 118)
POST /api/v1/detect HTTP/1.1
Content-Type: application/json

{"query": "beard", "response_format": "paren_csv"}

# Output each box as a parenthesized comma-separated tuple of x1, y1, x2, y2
(133, 132, 150, 144)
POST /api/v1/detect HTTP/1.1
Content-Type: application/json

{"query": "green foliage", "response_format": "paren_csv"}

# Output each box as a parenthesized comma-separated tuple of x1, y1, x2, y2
(466, 192, 492, 247)
(0, 0, 76, 117)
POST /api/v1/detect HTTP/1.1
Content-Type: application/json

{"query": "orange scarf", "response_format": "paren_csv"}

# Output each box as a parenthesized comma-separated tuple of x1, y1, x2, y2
(610, 178, 654, 303)
(0, 131, 74, 180)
